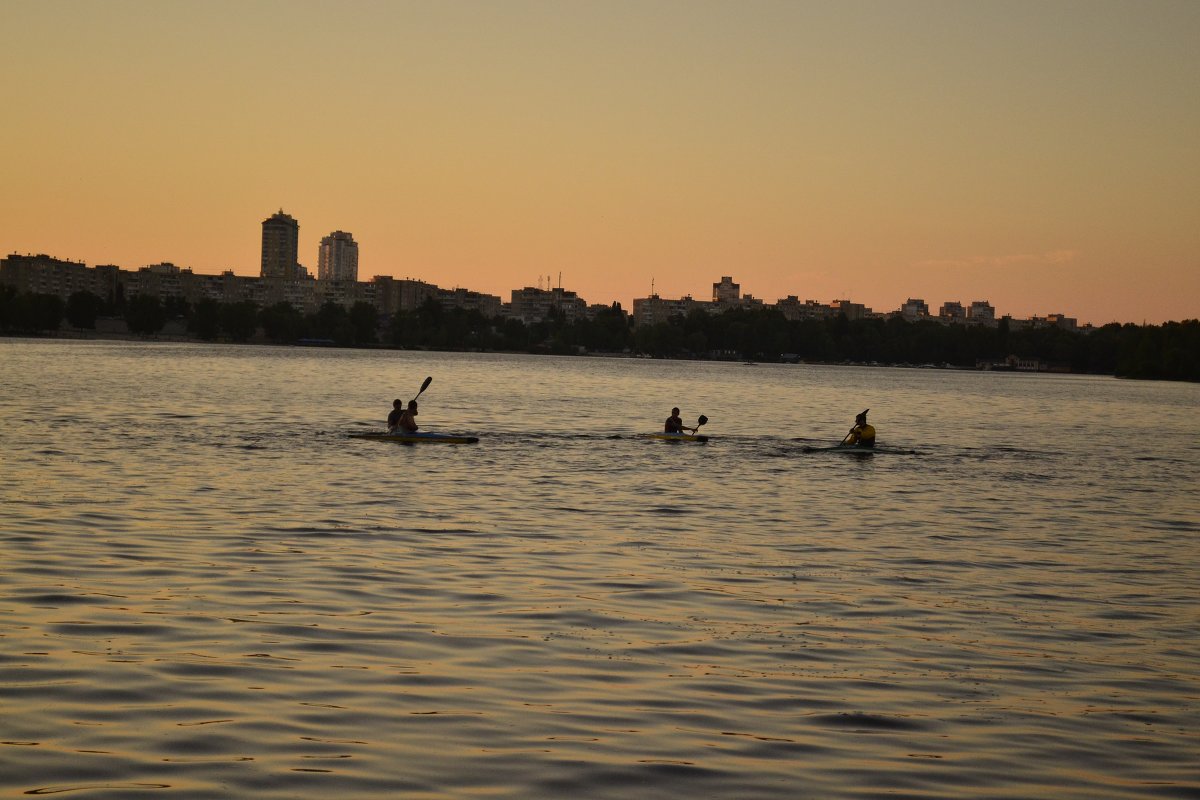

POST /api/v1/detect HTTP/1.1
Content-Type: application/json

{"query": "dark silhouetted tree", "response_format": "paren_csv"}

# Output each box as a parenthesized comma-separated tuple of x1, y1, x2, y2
(23, 293, 65, 333)
(349, 301, 378, 345)
(188, 298, 220, 340)
(0, 285, 16, 331)
(125, 295, 166, 336)
(66, 291, 104, 329)
(260, 301, 306, 343)
(310, 301, 354, 346)
(219, 301, 259, 342)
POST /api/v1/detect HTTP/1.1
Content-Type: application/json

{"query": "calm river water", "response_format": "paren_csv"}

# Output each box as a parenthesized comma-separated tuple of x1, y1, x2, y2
(2, 339, 1198, 799)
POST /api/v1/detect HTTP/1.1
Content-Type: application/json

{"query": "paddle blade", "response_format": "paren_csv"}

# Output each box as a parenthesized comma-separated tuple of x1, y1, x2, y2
(696, 415, 708, 427)
(411, 376, 433, 403)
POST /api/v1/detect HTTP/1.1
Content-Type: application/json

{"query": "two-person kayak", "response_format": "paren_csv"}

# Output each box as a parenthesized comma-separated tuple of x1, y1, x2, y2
(362, 376, 478, 443)
(351, 431, 479, 444)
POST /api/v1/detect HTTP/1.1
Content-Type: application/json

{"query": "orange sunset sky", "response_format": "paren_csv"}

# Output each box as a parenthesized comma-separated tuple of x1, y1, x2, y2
(2, 0, 1197, 324)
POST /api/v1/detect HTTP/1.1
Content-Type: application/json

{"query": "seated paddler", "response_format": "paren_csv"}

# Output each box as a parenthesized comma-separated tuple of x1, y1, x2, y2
(844, 409, 875, 448)
(387, 399, 419, 434)
(665, 407, 698, 435)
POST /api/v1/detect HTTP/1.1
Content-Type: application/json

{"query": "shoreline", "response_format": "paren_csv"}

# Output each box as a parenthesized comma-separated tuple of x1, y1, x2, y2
(2, 327, 1149, 379)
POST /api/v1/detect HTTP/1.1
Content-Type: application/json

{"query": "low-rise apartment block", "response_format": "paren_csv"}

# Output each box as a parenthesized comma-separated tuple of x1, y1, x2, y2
(5, 255, 1085, 334)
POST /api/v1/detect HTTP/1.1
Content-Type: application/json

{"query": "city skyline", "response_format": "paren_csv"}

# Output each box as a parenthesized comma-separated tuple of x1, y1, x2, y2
(2, 1, 1197, 325)
(1, 247, 1074, 332)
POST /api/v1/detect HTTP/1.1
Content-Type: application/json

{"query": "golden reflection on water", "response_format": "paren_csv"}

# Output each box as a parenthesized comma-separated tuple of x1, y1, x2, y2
(1, 340, 1198, 799)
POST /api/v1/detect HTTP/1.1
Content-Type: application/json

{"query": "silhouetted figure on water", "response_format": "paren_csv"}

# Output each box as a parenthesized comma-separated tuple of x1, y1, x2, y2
(387, 399, 419, 434)
(844, 409, 875, 448)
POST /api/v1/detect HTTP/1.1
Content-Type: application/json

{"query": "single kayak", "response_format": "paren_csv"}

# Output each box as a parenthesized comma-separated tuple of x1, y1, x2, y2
(351, 431, 479, 444)
(640, 432, 710, 443)
(800, 443, 915, 454)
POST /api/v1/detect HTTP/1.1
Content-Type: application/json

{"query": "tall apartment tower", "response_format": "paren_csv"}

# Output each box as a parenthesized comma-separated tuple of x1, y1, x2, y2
(261, 210, 300, 279)
(713, 276, 740, 303)
(317, 231, 359, 282)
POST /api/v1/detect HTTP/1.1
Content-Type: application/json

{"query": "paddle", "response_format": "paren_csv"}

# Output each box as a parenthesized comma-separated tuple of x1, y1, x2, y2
(693, 415, 708, 434)
(412, 376, 432, 404)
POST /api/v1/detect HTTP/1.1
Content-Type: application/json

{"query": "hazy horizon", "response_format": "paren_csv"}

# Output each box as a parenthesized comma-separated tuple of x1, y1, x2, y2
(2, 0, 1197, 325)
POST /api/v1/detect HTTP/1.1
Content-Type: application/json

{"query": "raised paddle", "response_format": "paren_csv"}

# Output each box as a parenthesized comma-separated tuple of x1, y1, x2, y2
(412, 376, 432, 404)
(693, 415, 708, 434)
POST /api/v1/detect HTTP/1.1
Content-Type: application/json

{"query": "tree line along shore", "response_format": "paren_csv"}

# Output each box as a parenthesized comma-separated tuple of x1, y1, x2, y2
(2, 286, 1197, 382)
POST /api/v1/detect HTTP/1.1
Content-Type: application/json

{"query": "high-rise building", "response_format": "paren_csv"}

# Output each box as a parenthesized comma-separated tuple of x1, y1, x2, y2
(939, 300, 966, 322)
(967, 301, 996, 326)
(713, 276, 740, 304)
(261, 210, 300, 279)
(317, 231, 359, 282)
(900, 298, 930, 322)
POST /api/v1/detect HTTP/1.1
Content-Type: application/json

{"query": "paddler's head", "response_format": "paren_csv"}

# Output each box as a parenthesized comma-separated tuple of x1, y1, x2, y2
(856, 409, 869, 424)
(393, 398, 403, 409)
(408, 400, 418, 413)
(672, 407, 680, 416)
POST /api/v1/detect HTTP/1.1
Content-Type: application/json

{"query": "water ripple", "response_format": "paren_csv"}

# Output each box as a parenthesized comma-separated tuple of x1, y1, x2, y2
(1, 343, 1197, 799)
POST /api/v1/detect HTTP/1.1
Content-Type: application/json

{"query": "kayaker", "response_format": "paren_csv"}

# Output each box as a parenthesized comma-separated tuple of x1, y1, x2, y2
(844, 409, 875, 448)
(665, 407, 698, 434)
(387, 399, 404, 432)
(388, 399, 419, 433)
(398, 400, 419, 433)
